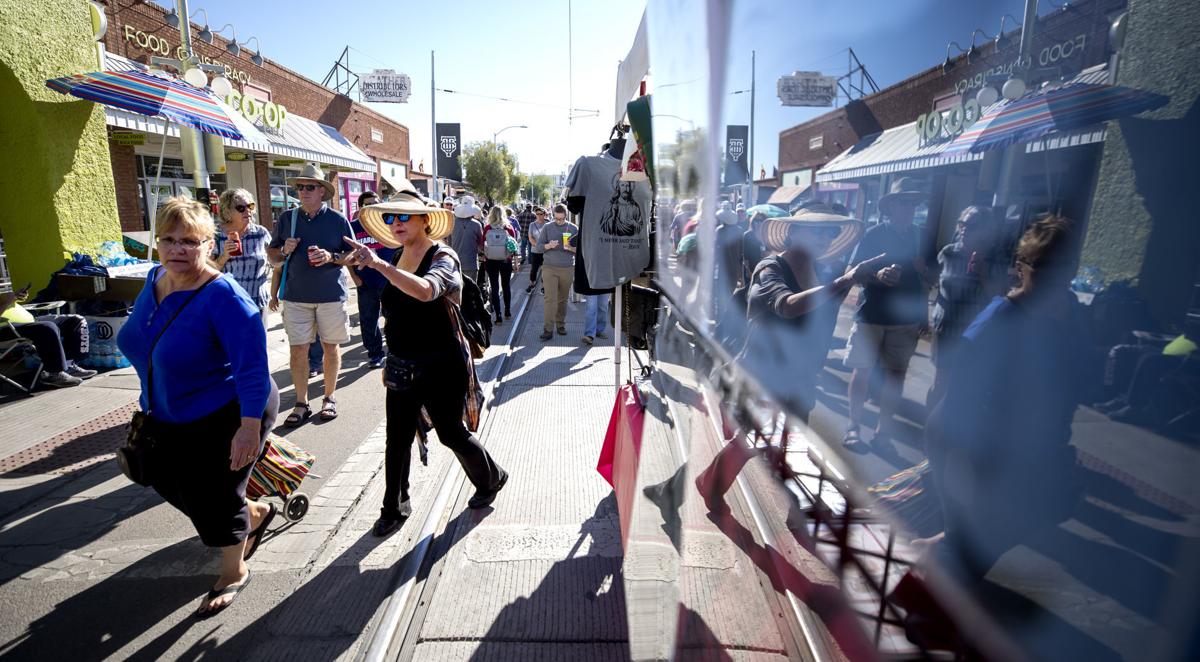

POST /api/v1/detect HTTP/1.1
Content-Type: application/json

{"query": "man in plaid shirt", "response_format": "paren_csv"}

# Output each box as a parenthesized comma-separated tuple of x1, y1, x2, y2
(515, 203, 537, 262)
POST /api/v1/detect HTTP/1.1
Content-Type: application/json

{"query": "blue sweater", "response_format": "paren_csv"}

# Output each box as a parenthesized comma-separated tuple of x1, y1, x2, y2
(117, 270, 272, 424)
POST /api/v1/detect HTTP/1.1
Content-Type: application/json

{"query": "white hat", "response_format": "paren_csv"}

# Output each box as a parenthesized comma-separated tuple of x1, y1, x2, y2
(454, 195, 481, 219)
(735, 203, 746, 212)
(717, 208, 739, 225)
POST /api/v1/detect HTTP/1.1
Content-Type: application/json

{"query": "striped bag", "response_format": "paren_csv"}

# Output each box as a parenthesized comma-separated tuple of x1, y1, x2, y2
(867, 459, 943, 539)
(247, 434, 315, 500)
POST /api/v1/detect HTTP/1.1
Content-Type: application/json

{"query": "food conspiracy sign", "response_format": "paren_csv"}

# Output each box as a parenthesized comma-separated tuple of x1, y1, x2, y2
(359, 69, 411, 103)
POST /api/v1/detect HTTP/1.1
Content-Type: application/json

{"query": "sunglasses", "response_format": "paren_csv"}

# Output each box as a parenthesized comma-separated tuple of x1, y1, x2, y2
(235, 203, 256, 213)
(295, 184, 322, 192)
(382, 213, 415, 225)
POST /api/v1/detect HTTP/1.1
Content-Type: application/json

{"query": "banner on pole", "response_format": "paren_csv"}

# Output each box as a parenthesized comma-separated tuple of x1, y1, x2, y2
(723, 125, 749, 186)
(359, 69, 411, 103)
(435, 123, 462, 181)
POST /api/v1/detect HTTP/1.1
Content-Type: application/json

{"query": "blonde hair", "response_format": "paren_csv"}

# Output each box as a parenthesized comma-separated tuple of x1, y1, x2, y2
(487, 206, 507, 230)
(218, 188, 256, 223)
(156, 196, 215, 242)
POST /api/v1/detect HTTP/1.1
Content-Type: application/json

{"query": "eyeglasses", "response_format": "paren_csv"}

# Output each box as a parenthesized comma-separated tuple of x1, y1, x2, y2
(234, 203, 256, 213)
(382, 213, 414, 225)
(157, 237, 204, 249)
(295, 184, 322, 192)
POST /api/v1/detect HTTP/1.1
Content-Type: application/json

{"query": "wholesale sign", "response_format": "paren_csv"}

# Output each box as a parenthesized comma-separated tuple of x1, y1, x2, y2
(435, 123, 462, 180)
(777, 71, 839, 107)
(359, 69, 412, 103)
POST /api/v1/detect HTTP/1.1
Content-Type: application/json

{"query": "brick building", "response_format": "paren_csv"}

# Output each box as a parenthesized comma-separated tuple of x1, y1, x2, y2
(97, 0, 410, 231)
(776, 0, 1122, 203)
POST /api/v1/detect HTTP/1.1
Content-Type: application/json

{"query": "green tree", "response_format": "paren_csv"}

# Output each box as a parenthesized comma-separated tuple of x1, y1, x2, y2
(462, 141, 524, 204)
(526, 174, 556, 206)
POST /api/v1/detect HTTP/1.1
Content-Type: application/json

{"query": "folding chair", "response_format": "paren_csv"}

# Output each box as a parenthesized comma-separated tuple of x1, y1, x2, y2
(0, 318, 44, 395)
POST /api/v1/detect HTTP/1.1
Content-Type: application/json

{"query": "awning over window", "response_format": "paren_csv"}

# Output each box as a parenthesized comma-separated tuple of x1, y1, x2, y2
(766, 186, 809, 206)
(103, 52, 376, 173)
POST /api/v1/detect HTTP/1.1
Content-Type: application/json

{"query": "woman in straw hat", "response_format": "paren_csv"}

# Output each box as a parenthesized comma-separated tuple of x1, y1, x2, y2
(346, 184, 508, 536)
(696, 203, 889, 512)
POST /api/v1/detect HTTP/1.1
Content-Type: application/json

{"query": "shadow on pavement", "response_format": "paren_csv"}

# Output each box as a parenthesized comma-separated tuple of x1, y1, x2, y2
(0, 464, 160, 589)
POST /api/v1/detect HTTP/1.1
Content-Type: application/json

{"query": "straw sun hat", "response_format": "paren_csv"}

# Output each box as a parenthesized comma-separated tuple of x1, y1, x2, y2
(285, 163, 337, 201)
(358, 179, 453, 247)
(761, 202, 864, 260)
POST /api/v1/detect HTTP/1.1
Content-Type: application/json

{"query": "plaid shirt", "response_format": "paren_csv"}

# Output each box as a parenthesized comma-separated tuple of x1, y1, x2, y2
(515, 209, 537, 234)
(213, 223, 272, 307)
(931, 241, 1009, 343)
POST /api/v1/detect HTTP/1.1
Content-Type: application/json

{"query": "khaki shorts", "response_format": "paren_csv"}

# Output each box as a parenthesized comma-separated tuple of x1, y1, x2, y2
(281, 300, 350, 346)
(844, 322, 920, 373)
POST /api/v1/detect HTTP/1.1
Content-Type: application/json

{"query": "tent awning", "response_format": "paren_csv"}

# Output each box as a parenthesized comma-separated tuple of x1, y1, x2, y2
(767, 186, 809, 206)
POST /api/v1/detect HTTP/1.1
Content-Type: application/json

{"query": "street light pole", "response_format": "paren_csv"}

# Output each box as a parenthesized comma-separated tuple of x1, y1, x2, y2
(492, 125, 528, 147)
(177, 0, 211, 210)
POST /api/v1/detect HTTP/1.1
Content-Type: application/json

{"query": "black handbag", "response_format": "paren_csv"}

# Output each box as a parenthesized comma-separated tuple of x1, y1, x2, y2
(117, 271, 218, 486)
(383, 355, 426, 393)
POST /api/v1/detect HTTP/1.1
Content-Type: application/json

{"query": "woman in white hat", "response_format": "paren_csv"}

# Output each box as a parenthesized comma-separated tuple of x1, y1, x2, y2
(347, 186, 508, 536)
(449, 195, 484, 286)
(696, 204, 889, 512)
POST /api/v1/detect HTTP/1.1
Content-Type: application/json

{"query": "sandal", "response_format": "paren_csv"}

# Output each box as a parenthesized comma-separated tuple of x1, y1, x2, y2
(284, 403, 311, 427)
(196, 572, 252, 618)
(319, 396, 338, 421)
(843, 426, 866, 452)
(243, 503, 277, 561)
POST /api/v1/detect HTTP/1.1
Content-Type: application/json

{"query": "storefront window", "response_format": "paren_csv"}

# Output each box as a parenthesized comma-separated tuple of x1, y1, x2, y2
(643, 0, 1200, 659)
(268, 167, 299, 220)
(135, 156, 225, 229)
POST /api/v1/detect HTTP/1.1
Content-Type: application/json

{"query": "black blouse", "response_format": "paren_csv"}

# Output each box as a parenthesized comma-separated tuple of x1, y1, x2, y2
(381, 244, 463, 360)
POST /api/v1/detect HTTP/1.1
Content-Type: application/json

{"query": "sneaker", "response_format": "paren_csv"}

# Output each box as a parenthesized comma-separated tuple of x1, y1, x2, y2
(556, 326, 567, 336)
(65, 364, 98, 380)
(595, 331, 609, 339)
(505, 310, 512, 319)
(494, 314, 503, 325)
(539, 330, 553, 341)
(581, 335, 593, 345)
(41, 371, 83, 389)
(368, 357, 386, 369)
(373, 501, 412, 537)
(468, 470, 508, 509)
(525, 284, 535, 294)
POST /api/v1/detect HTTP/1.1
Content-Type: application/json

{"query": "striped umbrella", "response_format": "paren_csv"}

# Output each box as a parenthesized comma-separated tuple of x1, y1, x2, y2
(941, 82, 1168, 156)
(46, 69, 244, 141)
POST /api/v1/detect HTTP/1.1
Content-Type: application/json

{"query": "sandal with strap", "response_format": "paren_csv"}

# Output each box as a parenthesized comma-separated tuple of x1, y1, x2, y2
(319, 396, 338, 421)
(243, 502, 277, 561)
(843, 426, 866, 452)
(284, 403, 311, 427)
(196, 572, 252, 618)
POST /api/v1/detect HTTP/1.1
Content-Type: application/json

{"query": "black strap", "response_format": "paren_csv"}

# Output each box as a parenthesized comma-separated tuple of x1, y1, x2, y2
(145, 268, 220, 415)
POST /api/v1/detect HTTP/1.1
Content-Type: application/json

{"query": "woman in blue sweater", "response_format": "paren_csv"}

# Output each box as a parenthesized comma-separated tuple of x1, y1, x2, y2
(118, 197, 279, 618)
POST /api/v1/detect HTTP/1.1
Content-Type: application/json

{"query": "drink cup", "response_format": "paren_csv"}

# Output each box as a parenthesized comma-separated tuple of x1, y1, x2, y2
(228, 231, 243, 257)
(308, 245, 323, 266)
(562, 232, 572, 247)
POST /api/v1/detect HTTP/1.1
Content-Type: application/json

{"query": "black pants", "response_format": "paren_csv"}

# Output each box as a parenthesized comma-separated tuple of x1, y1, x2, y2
(528, 253, 544, 285)
(383, 356, 503, 515)
(150, 382, 280, 547)
(2, 315, 88, 373)
(485, 259, 512, 315)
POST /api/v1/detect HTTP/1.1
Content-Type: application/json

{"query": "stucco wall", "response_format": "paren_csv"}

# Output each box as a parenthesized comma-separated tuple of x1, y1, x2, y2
(0, 0, 122, 291)
(1081, 0, 1200, 325)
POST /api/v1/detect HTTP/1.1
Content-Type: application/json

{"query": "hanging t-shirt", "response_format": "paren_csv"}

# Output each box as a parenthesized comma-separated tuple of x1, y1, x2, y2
(564, 154, 652, 289)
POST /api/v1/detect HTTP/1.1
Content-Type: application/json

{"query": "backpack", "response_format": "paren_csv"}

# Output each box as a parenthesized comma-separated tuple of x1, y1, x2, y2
(484, 227, 509, 260)
(457, 273, 492, 356)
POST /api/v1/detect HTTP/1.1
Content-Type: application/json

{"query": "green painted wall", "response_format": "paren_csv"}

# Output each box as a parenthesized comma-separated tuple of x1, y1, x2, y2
(1081, 0, 1200, 325)
(0, 0, 122, 292)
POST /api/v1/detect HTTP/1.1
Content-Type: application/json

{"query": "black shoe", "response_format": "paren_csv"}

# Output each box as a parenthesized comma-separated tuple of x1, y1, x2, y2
(65, 363, 97, 380)
(556, 326, 566, 336)
(526, 284, 535, 293)
(540, 330, 553, 341)
(373, 501, 411, 536)
(505, 310, 511, 319)
(494, 314, 503, 325)
(469, 470, 508, 509)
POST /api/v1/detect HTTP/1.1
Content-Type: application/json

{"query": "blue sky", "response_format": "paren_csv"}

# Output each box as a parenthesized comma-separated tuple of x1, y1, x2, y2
(154, 1, 1038, 176)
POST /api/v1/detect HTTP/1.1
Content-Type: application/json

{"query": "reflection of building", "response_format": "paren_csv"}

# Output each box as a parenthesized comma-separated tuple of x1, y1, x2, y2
(776, 0, 1121, 224)
(0, 0, 123, 288)
(100, 0, 410, 228)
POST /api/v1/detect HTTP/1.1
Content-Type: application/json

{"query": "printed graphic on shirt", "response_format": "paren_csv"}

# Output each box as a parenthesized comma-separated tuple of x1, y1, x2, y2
(599, 175, 645, 238)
